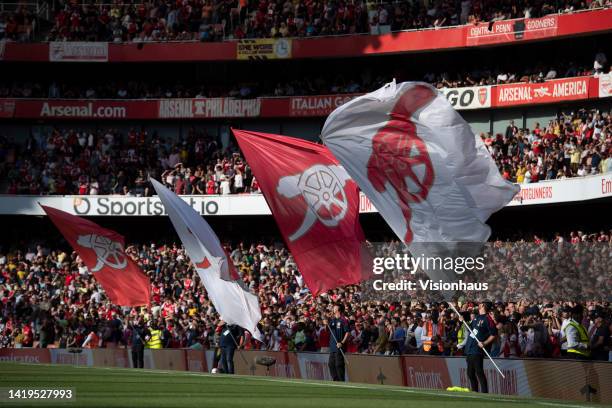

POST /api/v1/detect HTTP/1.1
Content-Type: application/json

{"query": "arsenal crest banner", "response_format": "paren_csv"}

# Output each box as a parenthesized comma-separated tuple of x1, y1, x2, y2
(150, 179, 263, 341)
(233, 129, 371, 296)
(41, 205, 150, 306)
(321, 81, 519, 244)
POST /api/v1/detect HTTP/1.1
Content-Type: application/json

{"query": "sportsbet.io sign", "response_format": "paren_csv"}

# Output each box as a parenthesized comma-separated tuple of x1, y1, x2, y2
(72, 197, 219, 216)
(0, 174, 610, 216)
(4, 195, 271, 217)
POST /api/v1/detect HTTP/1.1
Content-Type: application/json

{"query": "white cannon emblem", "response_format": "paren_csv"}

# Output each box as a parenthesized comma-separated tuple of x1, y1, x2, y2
(77, 234, 128, 272)
(277, 164, 350, 241)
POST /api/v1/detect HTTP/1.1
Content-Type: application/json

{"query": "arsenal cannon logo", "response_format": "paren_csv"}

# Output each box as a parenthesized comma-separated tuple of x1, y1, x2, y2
(277, 164, 351, 241)
(367, 85, 436, 243)
(77, 234, 128, 272)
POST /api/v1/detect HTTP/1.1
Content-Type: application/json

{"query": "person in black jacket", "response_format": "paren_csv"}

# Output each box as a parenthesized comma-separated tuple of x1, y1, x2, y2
(130, 317, 148, 369)
(328, 305, 350, 381)
(219, 321, 243, 374)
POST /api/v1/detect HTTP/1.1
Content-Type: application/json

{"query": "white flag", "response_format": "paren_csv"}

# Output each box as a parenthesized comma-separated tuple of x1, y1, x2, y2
(321, 81, 519, 244)
(151, 178, 263, 341)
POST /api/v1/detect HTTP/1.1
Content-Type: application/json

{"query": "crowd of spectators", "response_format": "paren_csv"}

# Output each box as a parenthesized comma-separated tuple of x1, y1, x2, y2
(487, 108, 612, 183)
(35, 0, 611, 43)
(1, 0, 609, 43)
(1, 106, 611, 195)
(0, 6, 37, 42)
(0, 232, 610, 360)
(1, 127, 258, 195)
(0, 59, 604, 99)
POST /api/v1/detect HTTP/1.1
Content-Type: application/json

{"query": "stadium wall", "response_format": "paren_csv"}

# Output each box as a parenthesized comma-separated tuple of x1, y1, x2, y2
(1, 348, 610, 403)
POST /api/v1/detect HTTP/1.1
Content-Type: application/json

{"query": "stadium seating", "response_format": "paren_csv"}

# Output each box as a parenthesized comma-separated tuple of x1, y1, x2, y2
(0, 232, 609, 358)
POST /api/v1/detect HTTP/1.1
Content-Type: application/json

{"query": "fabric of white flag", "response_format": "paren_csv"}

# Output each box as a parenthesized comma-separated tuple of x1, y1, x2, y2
(321, 81, 519, 244)
(150, 178, 263, 341)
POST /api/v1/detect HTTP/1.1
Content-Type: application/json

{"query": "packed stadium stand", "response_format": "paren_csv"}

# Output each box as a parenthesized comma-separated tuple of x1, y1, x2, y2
(2, 0, 611, 42)
(0, 230, 610, 358)
(0, 0, 610, 381)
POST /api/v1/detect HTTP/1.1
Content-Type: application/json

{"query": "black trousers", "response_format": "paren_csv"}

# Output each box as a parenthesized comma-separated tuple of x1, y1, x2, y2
(213, 347, 221, 371)
(328, 351, 345, 382)
(220, 346, 236, 374)
(466, 354, 488, 393)
(131, 345, 144, 368)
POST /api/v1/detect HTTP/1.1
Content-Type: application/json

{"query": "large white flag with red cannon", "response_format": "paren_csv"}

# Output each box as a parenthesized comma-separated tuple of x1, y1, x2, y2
(321, 81, 519, 246)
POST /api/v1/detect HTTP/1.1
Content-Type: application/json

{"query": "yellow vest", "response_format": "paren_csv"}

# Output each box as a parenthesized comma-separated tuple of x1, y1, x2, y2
(565, 321, 590, 358)
(146, 329, 162, 349)
(457, 325, 466, 345)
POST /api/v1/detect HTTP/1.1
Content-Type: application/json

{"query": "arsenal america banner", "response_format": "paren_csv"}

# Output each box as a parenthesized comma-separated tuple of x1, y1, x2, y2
(494, 76, 591, 107)
(233, 129, 372, 296)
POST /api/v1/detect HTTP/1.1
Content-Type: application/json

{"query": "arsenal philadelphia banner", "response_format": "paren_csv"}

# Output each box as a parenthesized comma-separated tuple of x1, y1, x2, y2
(41, 205, 150, 306)
(233, 129, 371, 296)
(321, 81, 519, 244)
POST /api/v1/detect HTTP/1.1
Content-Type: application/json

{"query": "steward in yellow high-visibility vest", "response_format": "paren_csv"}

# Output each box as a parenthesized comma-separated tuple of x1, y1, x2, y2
(145, 323, 162, 349)
(564, 320, 590, 359)
(457, 323, 466, 346)
(457, 324, 467, 351)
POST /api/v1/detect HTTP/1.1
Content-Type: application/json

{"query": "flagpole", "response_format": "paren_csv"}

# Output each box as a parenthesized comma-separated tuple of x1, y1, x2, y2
(327, 324, 349, 366)
(449, 302, 504, 379)
(227, 327, 250, 367)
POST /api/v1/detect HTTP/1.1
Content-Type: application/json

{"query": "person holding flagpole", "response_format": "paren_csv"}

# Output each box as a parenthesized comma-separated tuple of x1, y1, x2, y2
(130, 317, 148, 368)
(219, 320, 243, 374)
(328, 305, 350, 382)
(457, 302, 498, 393)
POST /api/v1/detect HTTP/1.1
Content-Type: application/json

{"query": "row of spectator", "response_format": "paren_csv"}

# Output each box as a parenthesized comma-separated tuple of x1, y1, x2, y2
(1, 108, 610, 195)
(1, 127, 258, 196)
(0, 232, 610, 360)
(41, 0, 612, 43)
(489, 108, 612, 183)
(0, 60, 604, 99)
(1, 1, 610, 43)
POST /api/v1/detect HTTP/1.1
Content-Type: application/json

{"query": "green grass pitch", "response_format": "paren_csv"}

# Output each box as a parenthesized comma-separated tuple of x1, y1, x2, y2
(0, 362, 602, 408)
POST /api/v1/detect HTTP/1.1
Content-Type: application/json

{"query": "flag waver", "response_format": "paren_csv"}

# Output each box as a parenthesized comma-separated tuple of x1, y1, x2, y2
(233, 129, 372, 296)
(321, 81, 519, 245)
(150, 178, 262, 341)
(41, 205, 151, 306)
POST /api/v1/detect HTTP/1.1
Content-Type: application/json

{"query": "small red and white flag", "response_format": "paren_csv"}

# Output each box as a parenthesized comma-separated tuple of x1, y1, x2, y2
(233, 129, 372, 296)
(150, 178, 263, 341)
(321, 81, 519, 244)
(41, 205, 151, 306)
